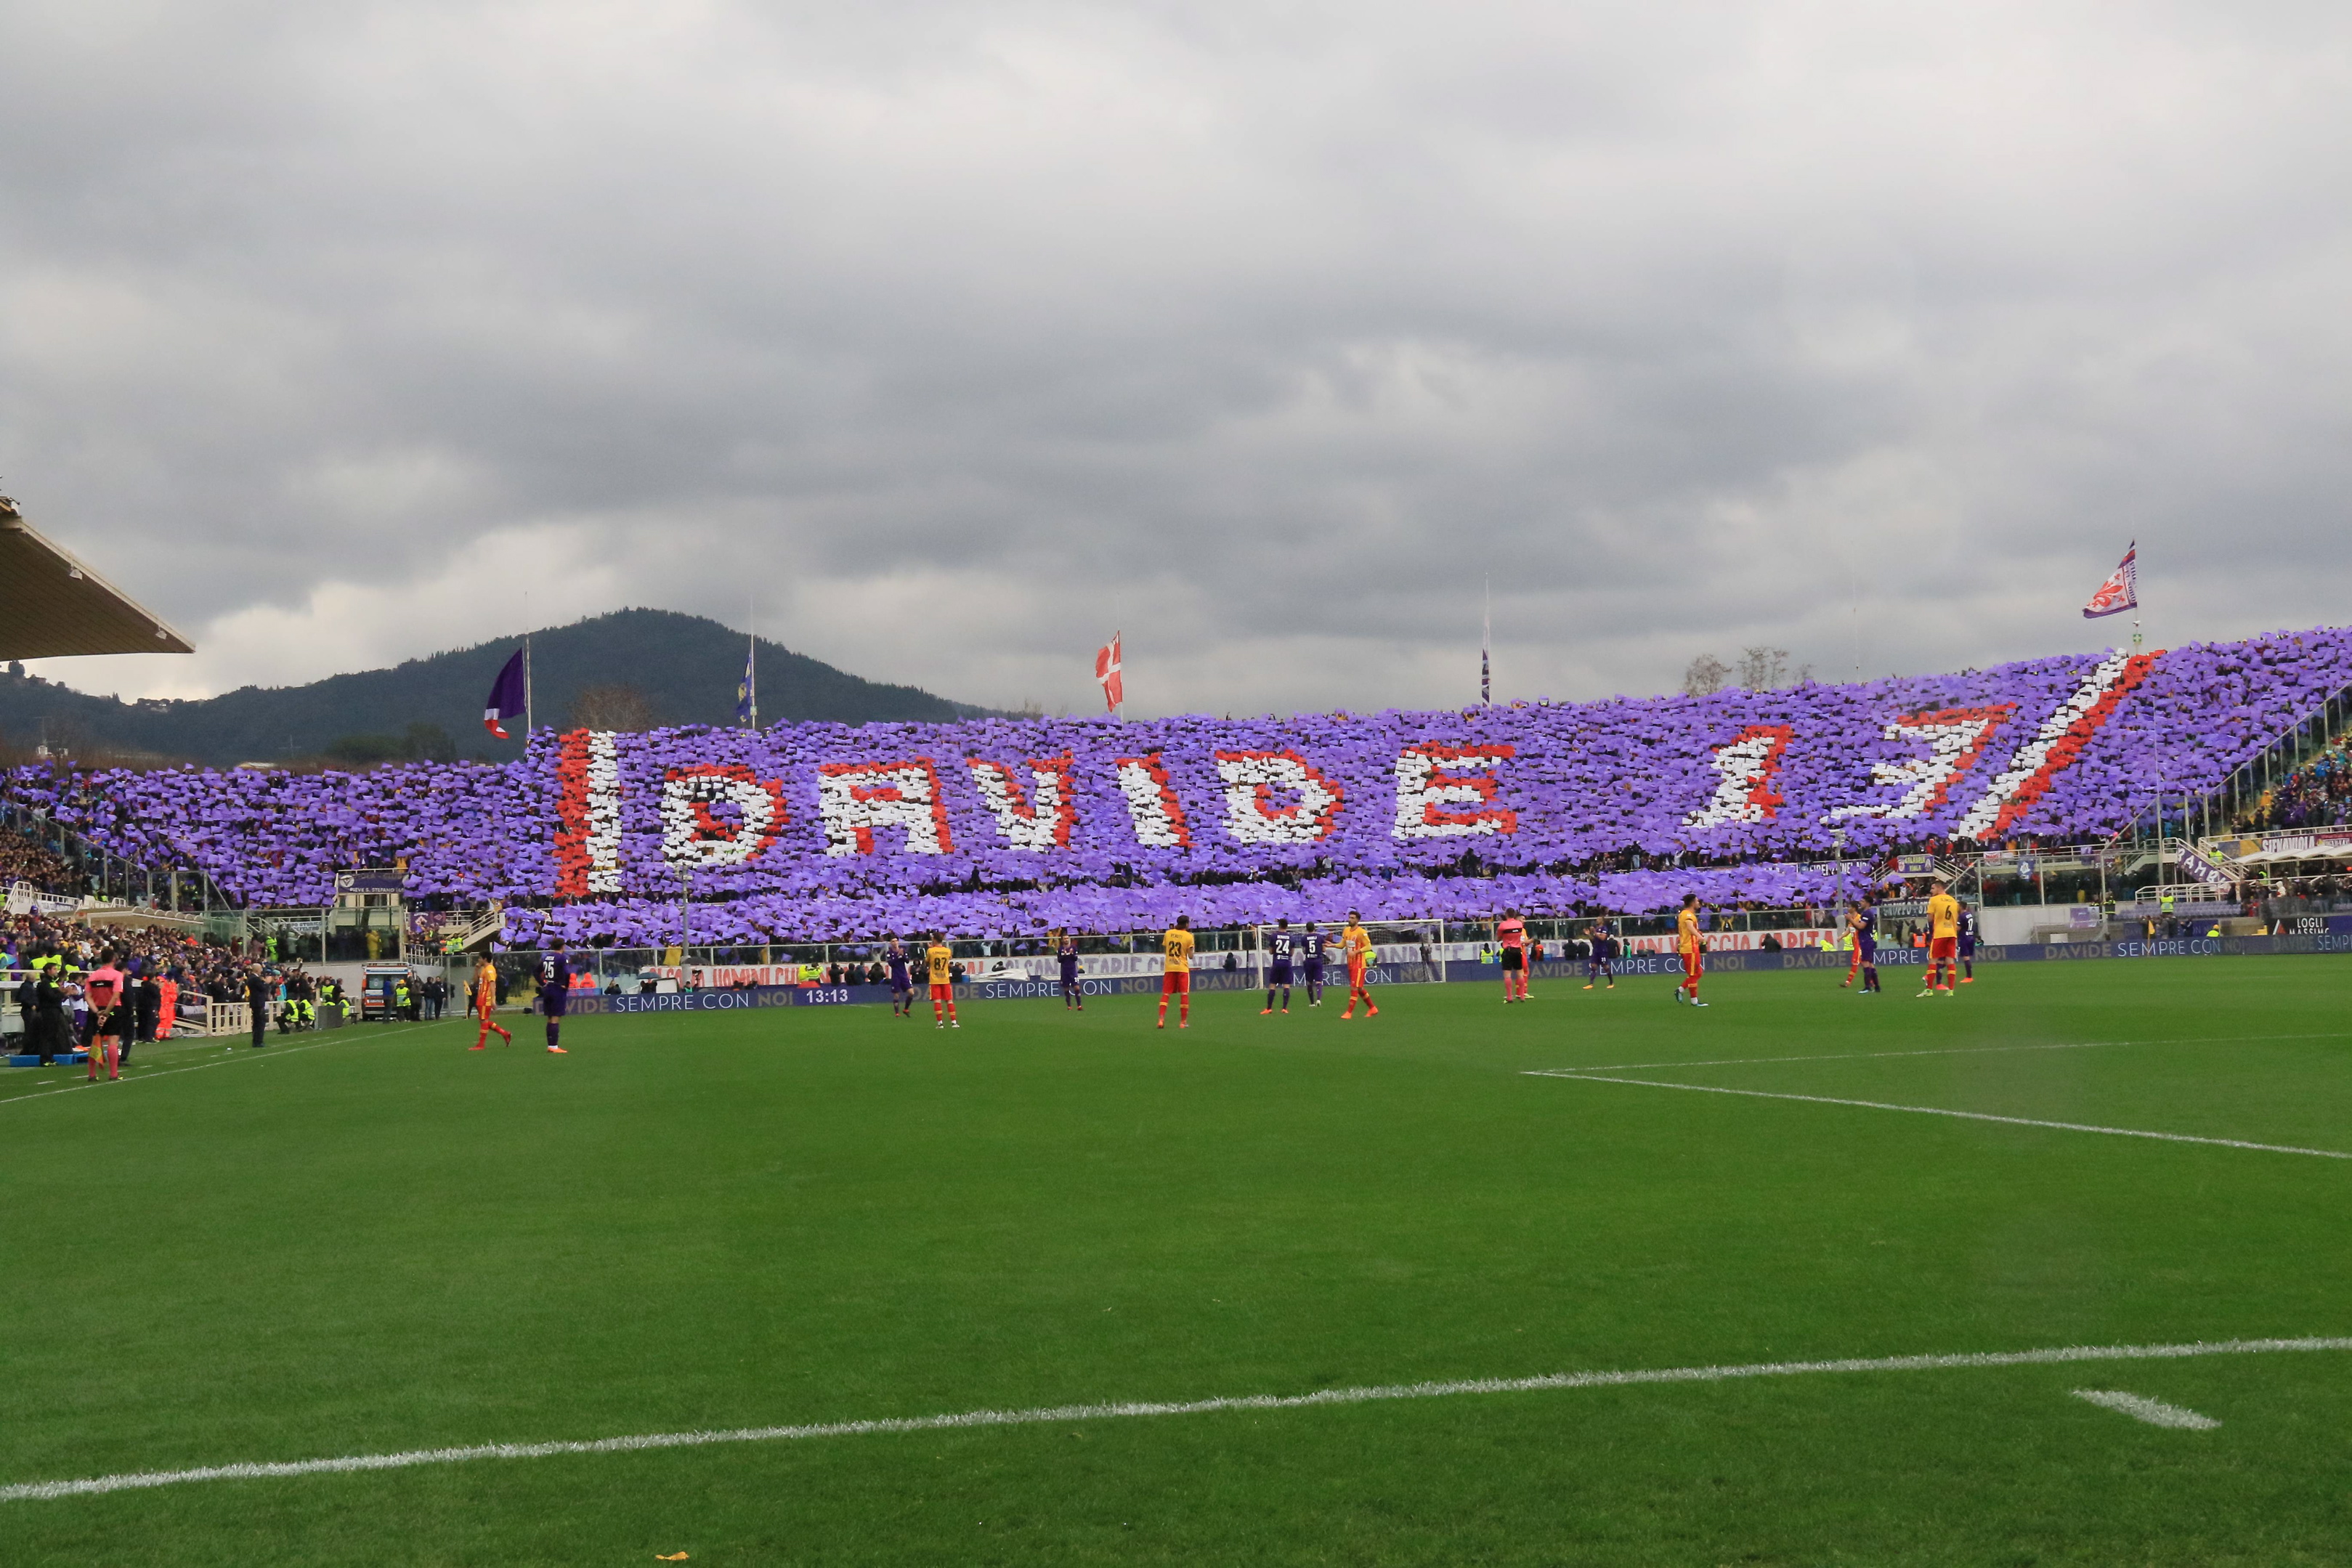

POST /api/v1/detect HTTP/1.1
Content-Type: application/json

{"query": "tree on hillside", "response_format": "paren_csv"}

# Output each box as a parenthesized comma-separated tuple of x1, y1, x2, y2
(566, 683, 656, 732)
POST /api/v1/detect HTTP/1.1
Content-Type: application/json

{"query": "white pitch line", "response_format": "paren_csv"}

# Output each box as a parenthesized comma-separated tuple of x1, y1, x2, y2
(1530, 1072, 2352, 1159)
(4, 1336, 2344, 1504)
(2072, 1389, 2221, 1429)
(1544, 1031, 2348, 1076)
(0, 1023, 447, 1110)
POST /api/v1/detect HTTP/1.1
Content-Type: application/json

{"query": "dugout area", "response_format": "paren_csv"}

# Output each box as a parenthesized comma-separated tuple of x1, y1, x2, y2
(4, 957, 2348, 1566)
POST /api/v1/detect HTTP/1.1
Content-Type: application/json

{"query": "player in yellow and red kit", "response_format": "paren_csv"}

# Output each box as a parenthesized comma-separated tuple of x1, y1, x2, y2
(1339, 911, 1379, 1019)
(1671, 893, 1707, 1007)
(928, 935, 960, 1028)
(1156, 915, 1195, 1030)
(1921, 880, 1961, 996)
(469, 956, 512, 1049)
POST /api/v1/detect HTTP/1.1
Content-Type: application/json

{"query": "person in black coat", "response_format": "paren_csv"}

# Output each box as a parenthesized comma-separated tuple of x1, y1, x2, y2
(246, 968, 273, 1049)
(134, 972, 163, 1046)
(31, 970, 69, 1067)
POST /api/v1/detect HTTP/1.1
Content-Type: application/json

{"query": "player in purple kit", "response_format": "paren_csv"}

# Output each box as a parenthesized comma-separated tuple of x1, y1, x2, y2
(1957, 904, 1979, 984)
(885, 936, 915, 1018)
(1583, 917, 1618, 990)
(1261, 917, 1295, 1015)
(538, 941, 572, 1053)
(1055, 930, 1083, 1010)
(1299, 922, 1327, 1007)
(1849, 901, 1881, 994)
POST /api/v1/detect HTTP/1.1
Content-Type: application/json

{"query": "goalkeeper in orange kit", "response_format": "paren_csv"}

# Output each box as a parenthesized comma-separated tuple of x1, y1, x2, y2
(1338, 911, 1379, 1019)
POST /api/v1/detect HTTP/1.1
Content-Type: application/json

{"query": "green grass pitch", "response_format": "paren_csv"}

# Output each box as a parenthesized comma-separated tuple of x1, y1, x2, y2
(7, 959, 2352, 1566)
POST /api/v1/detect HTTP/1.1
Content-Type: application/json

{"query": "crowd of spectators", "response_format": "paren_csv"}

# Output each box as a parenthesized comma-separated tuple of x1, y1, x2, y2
(0, 829, 81, 897)
(3, 909, 258, 1005)
(2239, 740, 2352, 832)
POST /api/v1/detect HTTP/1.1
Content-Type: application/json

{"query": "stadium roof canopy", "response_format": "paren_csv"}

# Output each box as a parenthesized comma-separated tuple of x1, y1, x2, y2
(0, 497, 194, 659)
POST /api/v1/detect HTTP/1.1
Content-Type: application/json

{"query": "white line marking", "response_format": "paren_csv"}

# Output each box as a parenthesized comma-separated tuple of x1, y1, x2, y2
(1546, 1031, 2347, 1076)
(0, 1023, 447, 1110)
(1527, 1072, 2352, 1159)
(4, 1336, 2343, 1503)
(2072, 1389, 2221, 1429)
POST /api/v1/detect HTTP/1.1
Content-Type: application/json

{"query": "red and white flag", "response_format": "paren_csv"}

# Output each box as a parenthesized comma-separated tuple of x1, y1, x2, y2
(1094, 633, 1124, 712)
(2083, 543, 2138, 620)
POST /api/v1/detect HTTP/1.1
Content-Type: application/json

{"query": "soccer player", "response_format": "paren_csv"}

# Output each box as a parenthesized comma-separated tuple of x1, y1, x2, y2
(927, 933, 960, 1028)
(1495, 909, 1528, 1003)
(1957, 903, 1979, 984)
(1156, 914, 1195, 1030)
(1583, 917, 1617, 990)
(1851, 900, 1882, 994)
(1300, 922, 1327, 1006)
(1056, 929, 1084, 1010)
(539, 941, 572, 1053)
(1921, 878, 1961, 996)
(1671, 893, 1707, 1007)
(1262, 917, 1295, 1015)
(469, 955, 512, 1049)
(885, 936, 914, 1017)
(1338, 910, 1379, 1020)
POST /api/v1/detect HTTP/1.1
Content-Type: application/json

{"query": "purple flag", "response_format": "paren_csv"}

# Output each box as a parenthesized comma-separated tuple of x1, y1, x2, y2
(483, 649, 527, 739)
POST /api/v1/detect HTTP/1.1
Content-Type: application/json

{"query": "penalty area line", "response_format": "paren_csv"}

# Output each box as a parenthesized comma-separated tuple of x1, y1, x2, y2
(1530, 1072, 2352, 1159)
(4, 1336, 2348, 1503)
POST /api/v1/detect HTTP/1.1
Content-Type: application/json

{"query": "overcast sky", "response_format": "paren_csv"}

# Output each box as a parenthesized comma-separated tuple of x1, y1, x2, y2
(5, 1, 2349, 718)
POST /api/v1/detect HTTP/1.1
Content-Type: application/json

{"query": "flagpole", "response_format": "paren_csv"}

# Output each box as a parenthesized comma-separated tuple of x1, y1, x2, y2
(749, 592, 758, 728)
(1115, 630, 1122, 722)
(1481, 578, 1492, 707)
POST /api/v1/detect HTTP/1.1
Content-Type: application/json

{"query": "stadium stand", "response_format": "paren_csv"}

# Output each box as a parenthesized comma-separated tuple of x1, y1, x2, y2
(11, 625, 2352, 943)
(0, 821, 81, 897)
(2237, 737, 2352, 831)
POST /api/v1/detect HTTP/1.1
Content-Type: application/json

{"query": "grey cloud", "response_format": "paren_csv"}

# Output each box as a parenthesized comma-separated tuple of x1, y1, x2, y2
(4, 1, 2351, 718)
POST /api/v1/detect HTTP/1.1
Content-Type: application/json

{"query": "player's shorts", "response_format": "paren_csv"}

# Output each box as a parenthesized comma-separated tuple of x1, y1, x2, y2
(1929, 935, 1958, 961)
(542, 990, 569, 1017)
(928, 981, 953, 1001)
(1957, 938, 1976, 957)
(1499, 947, 1523, 971)
(1682, 951, 1703, 979)
(1857, 939, 1876, 962)
(1058, 968, 1080, 987)
(1161, 971, 1191, 995)
(1347, 962, 1368, 987)
(889, 971, 911, 992)
(1268, 962, 1293, 985)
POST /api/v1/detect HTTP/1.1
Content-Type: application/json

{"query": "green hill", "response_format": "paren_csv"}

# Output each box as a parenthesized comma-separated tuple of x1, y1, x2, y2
(0, 608, 985, 768)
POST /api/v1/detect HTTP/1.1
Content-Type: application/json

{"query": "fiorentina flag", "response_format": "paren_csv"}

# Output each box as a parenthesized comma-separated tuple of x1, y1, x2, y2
(483, 649, 527, 739)
(2083, 543, 2138, 620)
(736, 645, 755, 725)
(1095, 633, 1123, 712)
